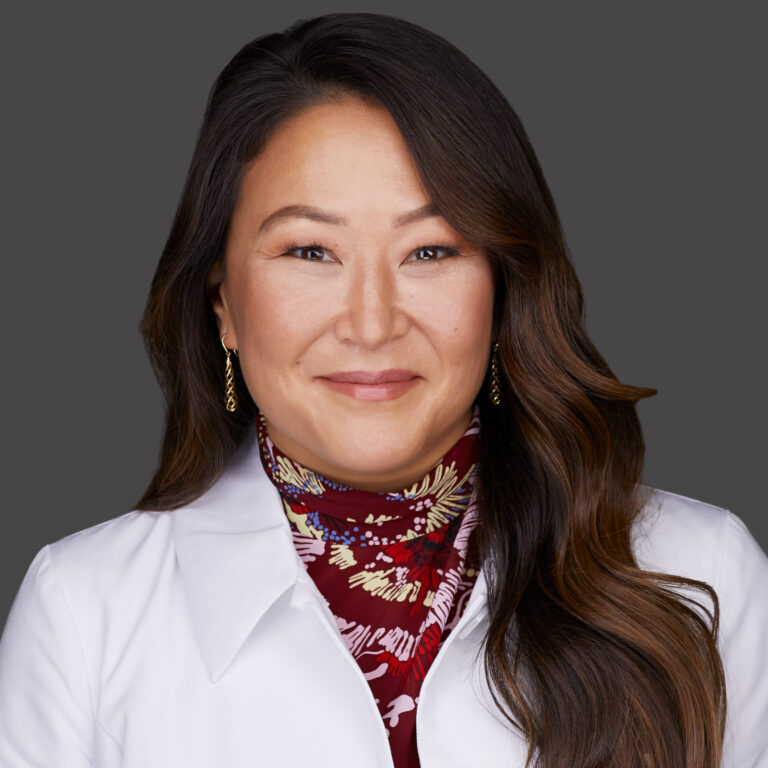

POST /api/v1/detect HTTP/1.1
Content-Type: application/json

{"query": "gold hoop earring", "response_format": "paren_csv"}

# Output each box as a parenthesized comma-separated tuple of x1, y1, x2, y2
(490, 342, 502, 406)
(221, 335, 238, 413)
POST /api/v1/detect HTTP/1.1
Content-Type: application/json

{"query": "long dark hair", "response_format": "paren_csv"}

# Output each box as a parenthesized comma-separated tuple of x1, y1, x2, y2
(139, 12, 725, 766)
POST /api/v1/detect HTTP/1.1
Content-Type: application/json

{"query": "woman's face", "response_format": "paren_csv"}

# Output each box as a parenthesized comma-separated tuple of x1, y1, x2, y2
(209, 97, 495, 491)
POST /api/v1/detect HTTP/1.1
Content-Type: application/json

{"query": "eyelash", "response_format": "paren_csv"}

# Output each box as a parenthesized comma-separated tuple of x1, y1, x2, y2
(280, 242, 461, 262)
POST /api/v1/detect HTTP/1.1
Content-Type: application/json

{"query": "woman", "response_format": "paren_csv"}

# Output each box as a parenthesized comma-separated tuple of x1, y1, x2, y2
(0, 11, 766, 768)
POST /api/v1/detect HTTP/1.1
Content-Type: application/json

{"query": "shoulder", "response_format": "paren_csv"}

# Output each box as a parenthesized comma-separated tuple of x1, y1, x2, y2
(0, 511, 176, 732)
(634, 488, 768, 765)
(13, 432, 278, 620)
(636, 490, 768, 765)
(631, 487, 736, 585)
(633, 487, 768, 613)
(631, 486, 768, 656)
(43, 509, 175, 595)
(7, 509, 177, 659)
(635, 485, 765, 575)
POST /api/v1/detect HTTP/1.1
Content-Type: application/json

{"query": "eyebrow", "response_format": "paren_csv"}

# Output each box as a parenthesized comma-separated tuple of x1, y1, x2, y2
(257, 203, 439, 233)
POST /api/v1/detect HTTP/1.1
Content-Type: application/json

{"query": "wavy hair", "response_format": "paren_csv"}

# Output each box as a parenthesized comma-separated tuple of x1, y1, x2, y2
(138, 12, 726, 766)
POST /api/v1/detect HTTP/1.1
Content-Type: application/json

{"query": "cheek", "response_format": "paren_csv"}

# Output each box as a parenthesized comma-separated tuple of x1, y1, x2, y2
(224, 267, 326, 394)
(436, 269, 495, 399)
(415, 265, 495, 356)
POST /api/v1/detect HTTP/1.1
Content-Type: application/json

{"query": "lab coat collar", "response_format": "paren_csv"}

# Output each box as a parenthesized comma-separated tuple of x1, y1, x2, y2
(171, 429, 490, 682)
(171, 430, 303, 682)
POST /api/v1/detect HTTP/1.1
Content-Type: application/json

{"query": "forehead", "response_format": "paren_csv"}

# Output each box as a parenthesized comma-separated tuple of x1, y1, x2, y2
(234, 98, 431, 217)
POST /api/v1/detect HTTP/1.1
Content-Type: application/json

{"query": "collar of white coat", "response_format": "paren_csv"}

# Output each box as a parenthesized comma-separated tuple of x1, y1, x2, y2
(171, 429, 490, 683)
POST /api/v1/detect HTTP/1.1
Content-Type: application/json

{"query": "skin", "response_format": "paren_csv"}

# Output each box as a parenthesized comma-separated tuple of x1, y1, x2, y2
(208, 96, 495, 492)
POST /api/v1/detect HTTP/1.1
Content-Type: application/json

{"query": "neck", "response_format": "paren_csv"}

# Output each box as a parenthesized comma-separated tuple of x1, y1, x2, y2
(257, 406, 480, 494)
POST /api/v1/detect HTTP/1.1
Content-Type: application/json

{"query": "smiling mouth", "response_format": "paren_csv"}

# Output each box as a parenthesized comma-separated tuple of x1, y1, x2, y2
(323, 369, 418, 384)
(318, 370, 421, 400)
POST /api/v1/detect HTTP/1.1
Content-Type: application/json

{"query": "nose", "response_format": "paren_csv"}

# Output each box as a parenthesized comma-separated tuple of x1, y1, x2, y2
(333, 260, 410, 348)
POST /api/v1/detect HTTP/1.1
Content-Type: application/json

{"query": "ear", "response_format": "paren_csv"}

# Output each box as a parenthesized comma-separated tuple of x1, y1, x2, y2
(206, 261, 238, 349)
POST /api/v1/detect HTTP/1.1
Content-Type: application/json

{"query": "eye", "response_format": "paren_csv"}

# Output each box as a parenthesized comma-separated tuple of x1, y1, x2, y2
(281, 243, 335, 262)
(407, 244, 460, 262)
(279, 242, 460, 263)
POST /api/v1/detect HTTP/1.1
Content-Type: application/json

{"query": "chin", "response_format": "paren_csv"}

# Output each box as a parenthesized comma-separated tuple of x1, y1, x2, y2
(328, 410, 427, 448)
(327, 439, 416, 474)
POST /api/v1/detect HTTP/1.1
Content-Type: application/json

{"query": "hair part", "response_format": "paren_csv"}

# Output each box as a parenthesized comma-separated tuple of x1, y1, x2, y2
(139, 12, 725, 766)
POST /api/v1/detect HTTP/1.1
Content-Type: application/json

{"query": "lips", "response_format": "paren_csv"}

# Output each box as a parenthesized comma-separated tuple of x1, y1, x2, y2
(322, 370, 418, 384)
(318, 370, 421, 401)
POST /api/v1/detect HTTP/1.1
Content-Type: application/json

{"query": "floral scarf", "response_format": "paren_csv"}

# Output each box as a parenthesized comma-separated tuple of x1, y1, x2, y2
(256, 406, 483, 768)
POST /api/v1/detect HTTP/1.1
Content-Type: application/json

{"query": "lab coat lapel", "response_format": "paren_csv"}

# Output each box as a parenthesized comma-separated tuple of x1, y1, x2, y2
(171, 431, 302, 682)
(171, 429, 493, 683)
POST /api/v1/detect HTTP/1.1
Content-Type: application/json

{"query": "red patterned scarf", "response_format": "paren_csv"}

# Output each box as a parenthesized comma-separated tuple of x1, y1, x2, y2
(256, 407, 483, 767)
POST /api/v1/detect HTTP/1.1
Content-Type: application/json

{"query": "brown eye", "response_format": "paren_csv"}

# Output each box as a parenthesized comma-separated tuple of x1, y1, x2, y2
(409, 245, 460, 262)
(283, 244, 334, 261)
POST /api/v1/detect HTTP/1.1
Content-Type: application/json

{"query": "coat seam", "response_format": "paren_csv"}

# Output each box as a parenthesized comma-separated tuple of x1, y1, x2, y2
(44, 544, 123, 749)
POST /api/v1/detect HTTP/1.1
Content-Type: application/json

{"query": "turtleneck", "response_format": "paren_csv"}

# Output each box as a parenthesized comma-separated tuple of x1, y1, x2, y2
(256, 406, 483, 768)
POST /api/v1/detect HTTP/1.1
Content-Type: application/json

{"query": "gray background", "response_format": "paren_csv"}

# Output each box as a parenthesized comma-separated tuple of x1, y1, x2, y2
(1, 1, 765, 630)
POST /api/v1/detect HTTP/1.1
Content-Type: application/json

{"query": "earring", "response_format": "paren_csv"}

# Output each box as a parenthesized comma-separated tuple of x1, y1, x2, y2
(221, 335, 238, 413)
(490, 342, 502, 406)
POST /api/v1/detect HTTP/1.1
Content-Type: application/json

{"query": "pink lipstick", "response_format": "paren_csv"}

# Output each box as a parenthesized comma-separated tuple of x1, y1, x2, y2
(319, 370, 421, 401)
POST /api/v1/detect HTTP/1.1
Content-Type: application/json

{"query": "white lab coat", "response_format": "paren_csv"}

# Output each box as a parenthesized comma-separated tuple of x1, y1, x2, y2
(1, 432, 767, 767)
